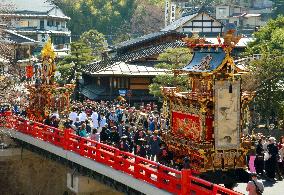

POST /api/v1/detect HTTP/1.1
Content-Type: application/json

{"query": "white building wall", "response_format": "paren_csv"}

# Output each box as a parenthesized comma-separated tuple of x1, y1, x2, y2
(216, 6, 230, 20)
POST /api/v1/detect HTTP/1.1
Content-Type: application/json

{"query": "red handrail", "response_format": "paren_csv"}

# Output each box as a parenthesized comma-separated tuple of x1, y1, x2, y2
(1, 114, 243, 195)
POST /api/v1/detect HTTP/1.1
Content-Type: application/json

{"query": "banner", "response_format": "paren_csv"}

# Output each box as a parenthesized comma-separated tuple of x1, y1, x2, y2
(170, 2, 176, 24)
(172, 111, 201, 140)
(164, 0, 170, 27)
(214, 80, 241, 149)
(26, 65, 34, 78)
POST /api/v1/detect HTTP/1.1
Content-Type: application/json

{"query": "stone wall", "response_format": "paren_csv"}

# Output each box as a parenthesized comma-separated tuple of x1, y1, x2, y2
(0, 145, 123, 195)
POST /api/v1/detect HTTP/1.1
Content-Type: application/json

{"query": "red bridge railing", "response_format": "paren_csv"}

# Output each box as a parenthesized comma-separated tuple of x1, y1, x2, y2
(0, 113, 243, 195)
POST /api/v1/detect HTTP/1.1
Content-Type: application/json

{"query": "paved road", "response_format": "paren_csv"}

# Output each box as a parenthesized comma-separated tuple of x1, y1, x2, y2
(234, 179, 284, 195)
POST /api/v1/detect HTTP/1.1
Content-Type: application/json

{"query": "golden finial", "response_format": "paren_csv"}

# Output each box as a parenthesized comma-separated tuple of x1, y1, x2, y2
(41, 38, 56, 60)
(223, 29, 242, 54)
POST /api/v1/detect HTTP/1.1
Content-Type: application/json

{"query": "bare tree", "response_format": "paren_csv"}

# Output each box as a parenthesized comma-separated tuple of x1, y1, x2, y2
(0, 2, 14, 60)
(131, 0, 164, 35)
(0, 1, 21, 104)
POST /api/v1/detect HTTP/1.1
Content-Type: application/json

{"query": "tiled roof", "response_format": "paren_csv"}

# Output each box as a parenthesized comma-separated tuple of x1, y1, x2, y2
(182, 48, 226, 73)
(8, 0, 54, 14)
(15, 30, 71, 36)
(83, 41, 185, 74)
(86, 61, 171, 76)
(114, 31, 185, 50)
(81, 84, 106, 100)
(161, 13, 199, 31)
(2, 30, 38, 45)
(1, 0, 70, 20)
(0, 13, 70, 20)
(162, 8, 224, 33)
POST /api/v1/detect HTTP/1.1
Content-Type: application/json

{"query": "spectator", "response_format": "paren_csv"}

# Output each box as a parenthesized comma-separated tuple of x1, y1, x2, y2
(278, 136, 284, 175)
(85, 119, 92, 133)
(79, 123, 87, 137)
(90, 128, 100, 143)
(109, 126, 120, 146)
(118, 136, 130, 152)
(148, 117, 155, 132)
(254, 138, 265, 176)
(135, 144, 147, 158)
(100, 126, 110, 143)
(148, 131, 161, 161)
(79, 110, 87, 122)
(69, 108, 78, 124)
(183, 157, 190, 169)
(99, 113, 107, 129)
(74, 117, 81, 129)
(157, 147, 173, 166)
(91, 110, 99, 129)
(266, 137, 280, 181)
(246, 172, 264, 195)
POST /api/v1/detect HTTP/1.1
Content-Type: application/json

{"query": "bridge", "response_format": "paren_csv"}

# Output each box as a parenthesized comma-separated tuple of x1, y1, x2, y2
(0, 112, 243, 195)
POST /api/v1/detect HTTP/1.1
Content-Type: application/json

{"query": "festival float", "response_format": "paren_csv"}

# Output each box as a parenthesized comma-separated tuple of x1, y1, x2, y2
(26, 39, 74, 122)
(161, 27, 254, 185)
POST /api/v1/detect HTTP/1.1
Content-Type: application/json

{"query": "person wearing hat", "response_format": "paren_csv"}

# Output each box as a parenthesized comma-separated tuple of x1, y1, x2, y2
(266, 137, 281, 181)
(246, 172, 264, 195)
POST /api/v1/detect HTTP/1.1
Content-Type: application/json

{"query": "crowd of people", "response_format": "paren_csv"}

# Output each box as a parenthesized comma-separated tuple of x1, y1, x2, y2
(2, 98, 284, 195)
(41, 100, 176, 168)
(252, 133, 284, 181)
(245, 134, 284, 195)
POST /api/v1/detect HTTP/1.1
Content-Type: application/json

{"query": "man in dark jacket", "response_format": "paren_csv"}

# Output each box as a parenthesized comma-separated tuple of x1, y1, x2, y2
(266, 137, 280, 181)
(255, 138, 265, 176)
(148, 132, 161, 161)
(109, 126, 120, 146)
(100, 126, 110, 143)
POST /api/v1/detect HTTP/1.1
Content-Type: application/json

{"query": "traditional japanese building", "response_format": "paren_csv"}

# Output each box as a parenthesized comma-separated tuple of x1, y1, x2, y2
(162, 8, 224, 37)
(0, 0, 71, 58)
(82, 31, 186, 102)
(0, 29, 38, 74)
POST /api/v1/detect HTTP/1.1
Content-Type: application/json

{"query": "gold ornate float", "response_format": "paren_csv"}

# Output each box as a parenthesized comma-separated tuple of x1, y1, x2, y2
(162, 29, 254, 175)
(26, 39, 74, 122)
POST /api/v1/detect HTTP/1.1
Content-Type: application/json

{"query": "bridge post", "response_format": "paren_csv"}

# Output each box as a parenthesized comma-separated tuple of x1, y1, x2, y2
(22, 120, 28, 134)
(181, 169, 191, 195)
(32, 123, 38, 138)
(212, 184, 218, 195)
(5, 111, 12, 128)
(79, 138, 86, 156)
(63, 129, 71, 150)
(133, 156, 140, 179)
(113, 149, 120, 170)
